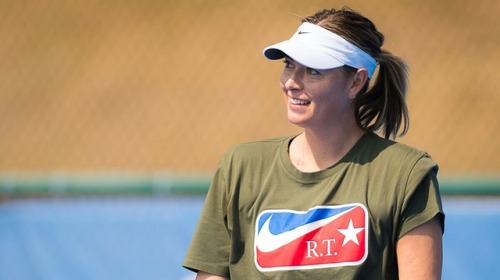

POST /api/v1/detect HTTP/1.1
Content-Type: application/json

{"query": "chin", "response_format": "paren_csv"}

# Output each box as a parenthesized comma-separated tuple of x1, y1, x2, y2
(287, 116, 308, 128)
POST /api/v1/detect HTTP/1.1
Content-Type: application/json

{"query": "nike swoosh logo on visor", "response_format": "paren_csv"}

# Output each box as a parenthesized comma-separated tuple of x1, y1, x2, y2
(255, 209, 351, 252)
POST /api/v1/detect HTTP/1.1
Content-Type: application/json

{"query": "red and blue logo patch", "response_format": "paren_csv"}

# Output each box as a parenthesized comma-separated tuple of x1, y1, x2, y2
(254, 203, 368, 271)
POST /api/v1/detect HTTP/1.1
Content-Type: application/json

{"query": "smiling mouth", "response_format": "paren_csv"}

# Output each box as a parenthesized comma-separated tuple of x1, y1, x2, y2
(290, 98, 311, 105)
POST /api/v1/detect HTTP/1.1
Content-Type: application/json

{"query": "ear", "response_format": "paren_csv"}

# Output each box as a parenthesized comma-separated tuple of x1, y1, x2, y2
(348, 68, 369, 99)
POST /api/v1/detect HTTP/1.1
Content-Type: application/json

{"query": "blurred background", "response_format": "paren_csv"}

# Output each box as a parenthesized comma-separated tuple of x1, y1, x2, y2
(0, 0, 499, 279)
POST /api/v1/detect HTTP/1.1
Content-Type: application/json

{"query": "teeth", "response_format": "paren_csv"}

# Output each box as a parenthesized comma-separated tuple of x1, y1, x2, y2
(291, 98, 310, 105)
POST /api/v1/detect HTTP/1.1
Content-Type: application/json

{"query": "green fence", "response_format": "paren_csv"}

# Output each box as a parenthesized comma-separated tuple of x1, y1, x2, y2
(1, 172, 499, 197)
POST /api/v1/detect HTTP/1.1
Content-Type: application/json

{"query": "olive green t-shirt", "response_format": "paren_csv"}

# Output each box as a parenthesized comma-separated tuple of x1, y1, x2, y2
(183, 132, 444, 279)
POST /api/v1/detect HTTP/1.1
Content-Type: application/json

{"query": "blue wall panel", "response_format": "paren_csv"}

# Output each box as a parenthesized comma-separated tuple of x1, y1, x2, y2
(1, 196, 498, 279)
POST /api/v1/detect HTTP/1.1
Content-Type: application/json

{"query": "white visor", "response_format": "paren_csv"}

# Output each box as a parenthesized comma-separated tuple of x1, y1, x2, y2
(263, 22, 377, 78)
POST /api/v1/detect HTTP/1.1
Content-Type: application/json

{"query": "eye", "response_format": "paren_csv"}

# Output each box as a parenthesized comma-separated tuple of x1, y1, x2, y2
(282, 59, 294, 69)
(307, 68, 320, 75)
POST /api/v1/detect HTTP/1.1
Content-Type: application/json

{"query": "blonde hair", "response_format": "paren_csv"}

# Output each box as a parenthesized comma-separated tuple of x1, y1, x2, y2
(304, 7, 409, 139)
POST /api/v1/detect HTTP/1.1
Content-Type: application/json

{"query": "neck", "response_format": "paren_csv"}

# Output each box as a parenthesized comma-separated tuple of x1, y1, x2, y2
(290, 126, 365, 172)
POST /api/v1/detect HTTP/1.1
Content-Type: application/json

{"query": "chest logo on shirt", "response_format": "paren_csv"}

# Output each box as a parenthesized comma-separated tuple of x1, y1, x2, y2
(254, 203, 368, 271)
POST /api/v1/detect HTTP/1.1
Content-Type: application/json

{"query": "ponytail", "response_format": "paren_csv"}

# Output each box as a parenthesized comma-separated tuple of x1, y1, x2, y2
(355, 49, 409, 139)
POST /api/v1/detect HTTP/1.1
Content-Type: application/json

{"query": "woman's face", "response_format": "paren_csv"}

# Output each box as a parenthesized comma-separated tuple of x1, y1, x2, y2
(280, 57, 357, 130)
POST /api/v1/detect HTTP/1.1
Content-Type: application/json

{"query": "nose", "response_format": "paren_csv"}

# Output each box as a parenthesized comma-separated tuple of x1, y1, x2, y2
(281, 70, 303, 93)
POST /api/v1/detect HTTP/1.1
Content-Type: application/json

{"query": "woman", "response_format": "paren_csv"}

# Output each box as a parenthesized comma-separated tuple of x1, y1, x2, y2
(183, 7, 444, 280)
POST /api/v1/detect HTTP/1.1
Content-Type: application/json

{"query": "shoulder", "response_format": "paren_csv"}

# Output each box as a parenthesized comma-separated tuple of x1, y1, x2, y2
(216, 136, 293, 168)
(223, 136, 292, 158)
(363, 132, 432, 159)
(358, 132, 438, 174)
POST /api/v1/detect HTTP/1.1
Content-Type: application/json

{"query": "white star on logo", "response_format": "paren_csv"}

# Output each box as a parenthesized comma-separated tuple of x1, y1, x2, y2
(338, 219, 364, 246)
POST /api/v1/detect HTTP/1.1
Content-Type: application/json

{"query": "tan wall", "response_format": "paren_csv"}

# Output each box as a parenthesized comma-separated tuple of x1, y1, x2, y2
(1, 0, 498, 174)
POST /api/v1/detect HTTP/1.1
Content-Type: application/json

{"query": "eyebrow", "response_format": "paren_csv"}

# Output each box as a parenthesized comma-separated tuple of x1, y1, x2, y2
(284, 56, 324, 73)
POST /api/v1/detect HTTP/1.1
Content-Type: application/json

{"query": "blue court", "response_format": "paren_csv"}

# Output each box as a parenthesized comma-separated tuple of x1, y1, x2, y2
(0, 196, 499, 279)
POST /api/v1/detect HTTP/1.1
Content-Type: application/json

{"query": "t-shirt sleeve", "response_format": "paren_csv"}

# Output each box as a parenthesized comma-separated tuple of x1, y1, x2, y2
(397, 155, 445, 239)
(182, 156, 231, 277)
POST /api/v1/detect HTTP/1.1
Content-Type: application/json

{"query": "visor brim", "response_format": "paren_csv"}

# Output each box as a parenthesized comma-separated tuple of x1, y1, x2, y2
(263, 40, 345, 70)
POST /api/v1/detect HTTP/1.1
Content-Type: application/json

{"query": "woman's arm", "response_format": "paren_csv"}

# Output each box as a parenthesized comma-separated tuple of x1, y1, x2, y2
(396, 216, 443, 280)
(195, 271, 228, 280)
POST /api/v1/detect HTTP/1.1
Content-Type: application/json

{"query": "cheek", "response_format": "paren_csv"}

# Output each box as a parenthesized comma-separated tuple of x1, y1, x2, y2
(315, 85, 352, 111)
(279, 81, 286, 93)
(279, 72, 288, 92)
